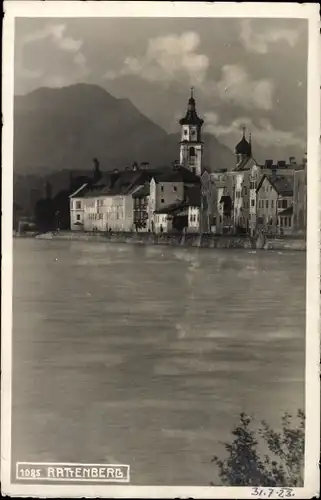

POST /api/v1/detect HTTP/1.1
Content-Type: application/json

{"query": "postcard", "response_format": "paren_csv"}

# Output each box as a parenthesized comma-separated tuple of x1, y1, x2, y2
(1, 1, 320, 498)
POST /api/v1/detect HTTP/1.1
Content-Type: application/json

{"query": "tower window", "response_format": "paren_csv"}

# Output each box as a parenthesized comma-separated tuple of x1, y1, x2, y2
(161, 185, 164, 192)
(161, 198, 165, 203)
(189, 147, 195, 157)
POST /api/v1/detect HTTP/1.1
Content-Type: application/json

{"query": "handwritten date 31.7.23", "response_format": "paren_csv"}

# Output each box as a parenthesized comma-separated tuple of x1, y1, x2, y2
(251, 488, 295, 498)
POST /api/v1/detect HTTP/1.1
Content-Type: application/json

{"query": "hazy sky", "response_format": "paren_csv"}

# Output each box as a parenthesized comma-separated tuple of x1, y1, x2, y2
(14, 17, 307, 157)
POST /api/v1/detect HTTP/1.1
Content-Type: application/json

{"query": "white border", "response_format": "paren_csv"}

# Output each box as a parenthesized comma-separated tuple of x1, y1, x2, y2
(15, 463, 130, 482)
(1, 2, 320, 498)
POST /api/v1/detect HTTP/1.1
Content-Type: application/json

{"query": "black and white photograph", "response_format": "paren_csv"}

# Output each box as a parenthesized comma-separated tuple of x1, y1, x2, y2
(1, 2, 320, 498)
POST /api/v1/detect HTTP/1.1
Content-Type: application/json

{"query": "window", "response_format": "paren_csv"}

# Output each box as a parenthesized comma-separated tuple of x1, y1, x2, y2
(244, 187, 247, 195)
(284, 217, 287, 227)
(279, 199, 288, 209)
(266, 200, 269, 209)
(288, 217, 292, 227)
(76, 214, 81, 221)
(251, 199, 255, 207)
(173, 186, 177, 192)
(161, 185, 164, 192)
(271, 200, 274, 208)
(184, 129, 188, 136)
(161, 198, 165, 203)
(189, 147, 195, 157)
(76, 201, 81, 209)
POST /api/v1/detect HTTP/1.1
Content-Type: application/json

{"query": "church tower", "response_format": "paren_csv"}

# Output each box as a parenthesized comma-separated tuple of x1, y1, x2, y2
(235, 126, 252, 168)
(179, 88, 204, 177)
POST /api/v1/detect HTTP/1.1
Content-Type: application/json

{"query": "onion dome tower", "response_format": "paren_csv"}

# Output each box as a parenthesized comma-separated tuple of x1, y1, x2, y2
(235, 126, 252, 167)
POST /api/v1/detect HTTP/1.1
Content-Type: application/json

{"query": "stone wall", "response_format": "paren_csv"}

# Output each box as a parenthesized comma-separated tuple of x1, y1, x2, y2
(34, 230, 306, 251)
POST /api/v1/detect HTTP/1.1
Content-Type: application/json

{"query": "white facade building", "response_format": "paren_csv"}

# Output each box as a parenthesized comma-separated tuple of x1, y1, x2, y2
(69, 183, 88, 230)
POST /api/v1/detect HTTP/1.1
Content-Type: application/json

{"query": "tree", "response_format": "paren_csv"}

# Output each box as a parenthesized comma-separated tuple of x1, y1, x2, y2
(211, 410, 305, 487)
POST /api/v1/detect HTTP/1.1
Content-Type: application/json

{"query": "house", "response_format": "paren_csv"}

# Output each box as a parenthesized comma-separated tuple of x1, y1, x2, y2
(256, 174, 294, 235)
(248, 159, 301, 236)
(186, 185, 201, 232)
(277, 206, 294, 235)
(153, 185, 201, 234)
(132, 183, 150, 231)
(232, 129, 258, 233)
(69, 183, 89, 230)
(148, 168, 199, 232)
(200, 170, 217, 233)
(83, 171, 147, 232)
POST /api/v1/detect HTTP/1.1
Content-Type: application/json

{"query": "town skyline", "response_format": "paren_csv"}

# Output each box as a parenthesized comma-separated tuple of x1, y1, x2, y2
(15, 17, 307, 162)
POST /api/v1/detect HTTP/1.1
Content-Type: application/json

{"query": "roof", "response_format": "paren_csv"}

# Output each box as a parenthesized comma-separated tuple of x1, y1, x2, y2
(69, 183, 89, 198)
(235, 137, 251, 156)
(185, 186, 201, 207)
(83, 170, 147, 198)
(132, 184, 150, 198)
(234, 156, 258, 172)
(179, 91, 204, 127)
(152, 167, 200, 184)
(257, 174, 294, 196)
(278, 206, 293, 216)
(76, 166, 200, 199)
(235, 130, 252, 156)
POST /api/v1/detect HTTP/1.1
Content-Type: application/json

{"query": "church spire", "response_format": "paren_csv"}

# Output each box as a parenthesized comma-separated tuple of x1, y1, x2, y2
(179, 88, 203, 126)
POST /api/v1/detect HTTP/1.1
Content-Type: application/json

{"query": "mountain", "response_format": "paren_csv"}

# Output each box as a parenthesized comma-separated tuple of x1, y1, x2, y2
(14, 83, 234, 176)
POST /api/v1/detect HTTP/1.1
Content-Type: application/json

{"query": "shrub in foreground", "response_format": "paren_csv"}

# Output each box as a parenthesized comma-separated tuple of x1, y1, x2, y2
(211, 410, 305, 487)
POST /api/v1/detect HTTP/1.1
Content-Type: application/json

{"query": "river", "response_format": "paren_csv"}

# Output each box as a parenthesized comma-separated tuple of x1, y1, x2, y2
(11, 239, 306, 485)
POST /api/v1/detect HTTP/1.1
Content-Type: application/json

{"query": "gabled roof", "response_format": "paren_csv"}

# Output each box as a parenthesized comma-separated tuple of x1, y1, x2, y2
(234, 156, 257, 172)
(69, 183, 89, 198)
(257, 174, 294, 196)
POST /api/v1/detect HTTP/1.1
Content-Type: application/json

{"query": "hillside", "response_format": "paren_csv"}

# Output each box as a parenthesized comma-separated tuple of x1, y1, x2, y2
(14, 83, 234, 175)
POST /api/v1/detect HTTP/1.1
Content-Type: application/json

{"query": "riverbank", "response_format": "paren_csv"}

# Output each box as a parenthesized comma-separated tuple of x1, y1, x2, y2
(18, 230, 307, 251)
